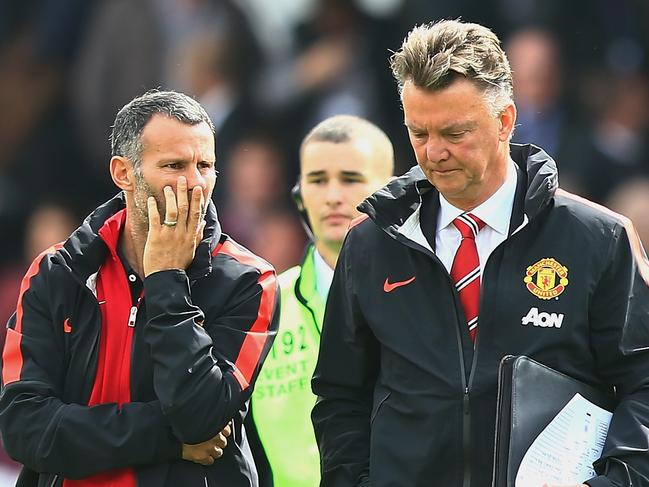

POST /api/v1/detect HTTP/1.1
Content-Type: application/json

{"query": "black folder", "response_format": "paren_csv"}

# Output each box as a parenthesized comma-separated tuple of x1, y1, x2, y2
(492, 355, 616, 487)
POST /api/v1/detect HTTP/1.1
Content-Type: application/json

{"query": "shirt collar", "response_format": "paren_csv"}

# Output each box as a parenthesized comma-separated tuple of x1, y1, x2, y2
(313, 248, 334, 299)
(437, 159, 517, 235)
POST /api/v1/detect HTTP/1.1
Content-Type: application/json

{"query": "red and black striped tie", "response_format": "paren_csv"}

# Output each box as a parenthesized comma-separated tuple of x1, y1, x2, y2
(450, 213, 486, 342)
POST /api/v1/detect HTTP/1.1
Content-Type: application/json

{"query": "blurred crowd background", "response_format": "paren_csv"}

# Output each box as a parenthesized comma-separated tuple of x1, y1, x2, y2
(1, 0, 649, 480)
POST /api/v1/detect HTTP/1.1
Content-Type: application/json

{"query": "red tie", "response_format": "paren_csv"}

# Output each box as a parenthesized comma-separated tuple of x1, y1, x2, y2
(450, 213, 486, 342)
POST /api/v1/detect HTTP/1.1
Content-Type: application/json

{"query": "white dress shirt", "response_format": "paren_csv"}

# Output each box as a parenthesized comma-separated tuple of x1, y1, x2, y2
(313, 248, 334, 299)
(435, 160, 518, 275)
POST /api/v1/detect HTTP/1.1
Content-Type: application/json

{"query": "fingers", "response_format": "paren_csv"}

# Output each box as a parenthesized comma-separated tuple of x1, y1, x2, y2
(164, 185, 178, 225)
(210, 423, 231, 450)
(194, 219, 206, 248)
(181, 422, 233, 466)
(195, 444, 223, 465)
(196, 446, 222, 465)
(162, 177, 203, 230)
(176, 176, 189, 226)
(214, 432, 228, 449)
(182, 445, 222, 466)
(147, 197, 160, 230)
(188, 186, 204, 234)
(142, 177, 207, 275)
(198, 455, 215, 466)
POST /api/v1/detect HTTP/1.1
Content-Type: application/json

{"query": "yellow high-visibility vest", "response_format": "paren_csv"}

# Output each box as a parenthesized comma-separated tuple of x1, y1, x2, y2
(252, 245, 324, 487)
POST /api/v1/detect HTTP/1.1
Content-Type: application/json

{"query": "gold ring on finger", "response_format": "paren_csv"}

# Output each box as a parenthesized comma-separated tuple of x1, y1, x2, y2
(163, 220, 178, 227)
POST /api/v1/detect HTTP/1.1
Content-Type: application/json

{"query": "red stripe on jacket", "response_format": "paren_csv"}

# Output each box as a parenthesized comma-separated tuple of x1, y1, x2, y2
(349, 214, 369, 229)
(213, 239, 277, 389)
(2, 244, 63, 386)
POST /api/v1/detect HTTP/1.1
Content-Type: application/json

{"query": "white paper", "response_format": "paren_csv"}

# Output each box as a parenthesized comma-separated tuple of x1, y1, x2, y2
(515, 393, 612, 487)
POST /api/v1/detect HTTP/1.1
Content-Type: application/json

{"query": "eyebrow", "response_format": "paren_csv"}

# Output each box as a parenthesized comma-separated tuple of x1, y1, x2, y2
(304, 170, 367, 179)
(159, 158, 216, 164)
(441, 121, 477, 132)
(404, 122, 422, 131)
(340, 171, 367, 179)
(404, 121, 478, 132)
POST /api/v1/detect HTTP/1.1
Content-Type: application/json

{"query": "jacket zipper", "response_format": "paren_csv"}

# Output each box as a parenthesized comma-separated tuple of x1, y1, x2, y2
(462, 386, 471, 487)
(127, 291, 144, 328)
(461, 214, 530, 487)
(127, 303, 138, 327)
(50, 474, 59, 487)
(129, 293, 144, 398)
(391, 183, 476, 486)
(371, 188, 531, 487)
(395, 232, 474, 485)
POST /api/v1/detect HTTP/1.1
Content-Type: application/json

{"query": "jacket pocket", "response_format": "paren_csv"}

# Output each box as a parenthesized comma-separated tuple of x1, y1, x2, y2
(370, 391, 391, 426)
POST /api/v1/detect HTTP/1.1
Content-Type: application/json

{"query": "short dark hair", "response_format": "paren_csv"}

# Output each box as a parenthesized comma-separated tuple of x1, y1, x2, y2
(301, 114, 389, 152)
(110, 90, 214, 167)
(299, 114, 395, 173)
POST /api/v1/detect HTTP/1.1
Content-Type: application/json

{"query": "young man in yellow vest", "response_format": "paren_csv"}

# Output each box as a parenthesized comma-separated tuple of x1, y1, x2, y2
(250, 115, 394, 486)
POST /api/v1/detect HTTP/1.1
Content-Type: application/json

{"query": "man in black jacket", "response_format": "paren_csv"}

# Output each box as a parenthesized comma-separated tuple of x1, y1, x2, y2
(311, 20, 649, 487)
(0, 90, 279, 486)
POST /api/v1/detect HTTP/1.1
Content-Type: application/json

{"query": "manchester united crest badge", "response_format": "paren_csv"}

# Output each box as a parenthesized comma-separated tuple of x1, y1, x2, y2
(523, 258, 569, 300)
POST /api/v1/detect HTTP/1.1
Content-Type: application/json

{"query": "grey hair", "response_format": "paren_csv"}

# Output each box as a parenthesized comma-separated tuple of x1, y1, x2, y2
(390, 20, 513, 116)
(110, 90, 214, 168)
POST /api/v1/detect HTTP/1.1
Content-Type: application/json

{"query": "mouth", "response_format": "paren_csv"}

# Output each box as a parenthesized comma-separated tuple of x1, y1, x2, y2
(323, 214, 351, 224)
(431, 168, 462, 177)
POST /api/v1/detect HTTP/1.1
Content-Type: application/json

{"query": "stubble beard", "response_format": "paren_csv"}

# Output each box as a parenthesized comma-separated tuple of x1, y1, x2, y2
(132, 170, 164, 232)
(132, 169, 211, 231)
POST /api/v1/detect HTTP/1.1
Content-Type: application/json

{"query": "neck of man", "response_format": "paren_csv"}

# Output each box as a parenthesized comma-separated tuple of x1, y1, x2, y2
(119, 212, 148, 279)
(314, 239, 341, 270)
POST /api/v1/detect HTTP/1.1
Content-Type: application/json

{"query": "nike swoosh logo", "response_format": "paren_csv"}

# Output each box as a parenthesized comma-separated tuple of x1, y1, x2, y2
(63, 318, 72, 333)
(383, 276, 416, 293)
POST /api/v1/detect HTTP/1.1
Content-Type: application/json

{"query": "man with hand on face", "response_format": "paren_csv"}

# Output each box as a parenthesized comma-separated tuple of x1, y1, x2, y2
(312, 20, 649, 487)
(0, 90, 279, 487)
(250, 115, 394, 487)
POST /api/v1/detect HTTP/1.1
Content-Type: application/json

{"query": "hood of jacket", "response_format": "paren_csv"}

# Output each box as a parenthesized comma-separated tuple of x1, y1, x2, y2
(358, 143, 558, 236)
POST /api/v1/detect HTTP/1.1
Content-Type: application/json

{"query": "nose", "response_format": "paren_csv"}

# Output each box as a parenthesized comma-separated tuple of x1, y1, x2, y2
(425, 137, 450, 164)
(185, 165, 208, 191)
(325, 181, 343, 206)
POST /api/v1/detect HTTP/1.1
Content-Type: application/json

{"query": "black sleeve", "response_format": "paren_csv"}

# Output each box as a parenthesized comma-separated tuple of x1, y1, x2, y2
(0, 254, 180, 479)
(586, 222, 649, 487)
(143, 259, 279, 444)
(311, 233, 378, 487)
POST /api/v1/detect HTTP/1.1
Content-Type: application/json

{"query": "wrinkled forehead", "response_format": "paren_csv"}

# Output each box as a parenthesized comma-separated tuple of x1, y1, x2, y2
(140, 116, 215, 159)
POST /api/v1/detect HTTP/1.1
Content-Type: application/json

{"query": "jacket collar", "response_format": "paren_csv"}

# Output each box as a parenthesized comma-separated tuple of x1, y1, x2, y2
(358, 143, 558, 238)
(60, 192, 223, 283)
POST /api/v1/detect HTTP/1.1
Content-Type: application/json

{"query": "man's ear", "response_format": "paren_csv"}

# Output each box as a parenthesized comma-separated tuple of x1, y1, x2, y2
(498, 103, 517, 142)
(110, 156, 135, 191)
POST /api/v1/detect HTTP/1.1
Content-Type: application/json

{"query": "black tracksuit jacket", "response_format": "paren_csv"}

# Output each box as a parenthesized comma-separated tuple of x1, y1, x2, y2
(0, 194, 280, 487)
(312, 144, 649, 487)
